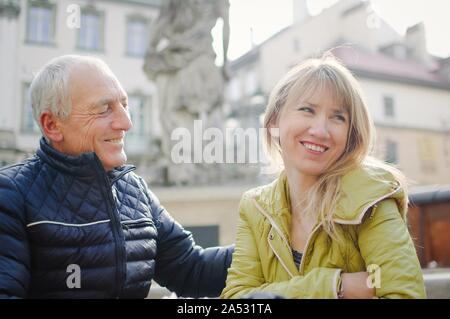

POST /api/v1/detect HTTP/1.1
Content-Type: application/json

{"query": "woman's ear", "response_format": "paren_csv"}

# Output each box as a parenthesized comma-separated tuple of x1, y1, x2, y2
(40, 111, 63, 143)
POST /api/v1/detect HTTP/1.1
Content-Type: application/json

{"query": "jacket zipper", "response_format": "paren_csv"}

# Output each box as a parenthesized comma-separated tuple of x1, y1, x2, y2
(253, 198, 295, 277)
(96, 162, 126, 299)
(267, 231, 295, 278)
(107, 180, 126, 298)
(298, 222, 322, 275)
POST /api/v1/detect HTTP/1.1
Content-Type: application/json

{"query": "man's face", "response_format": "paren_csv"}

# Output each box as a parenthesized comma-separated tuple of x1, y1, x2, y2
(54, 64, 132, 172)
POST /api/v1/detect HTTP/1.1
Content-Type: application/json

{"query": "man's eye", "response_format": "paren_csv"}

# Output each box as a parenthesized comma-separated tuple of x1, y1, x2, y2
(98, 106, 109, 114)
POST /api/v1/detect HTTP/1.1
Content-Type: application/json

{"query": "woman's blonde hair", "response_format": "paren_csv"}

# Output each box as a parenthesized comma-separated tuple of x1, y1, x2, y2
(263, 53, 408, 241)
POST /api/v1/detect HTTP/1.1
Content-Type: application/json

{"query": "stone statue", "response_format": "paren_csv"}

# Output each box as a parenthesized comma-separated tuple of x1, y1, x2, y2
(144, 0, 230, 185)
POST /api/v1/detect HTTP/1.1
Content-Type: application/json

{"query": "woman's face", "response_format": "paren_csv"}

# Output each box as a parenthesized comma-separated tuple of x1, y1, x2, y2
(274, 86, 350, 177)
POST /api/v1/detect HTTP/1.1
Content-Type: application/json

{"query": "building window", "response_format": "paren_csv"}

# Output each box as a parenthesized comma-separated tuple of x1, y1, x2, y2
(418, 136, 437, 174)
(126, 17, 149, 57)
(26, 1, 55, 45)
(21, 83, 40, 134)
(445, 136, 450, 168)
(385, 139, 398, 164)
(383, 96, 395, 118)
(128, 95, 147, 136)
(77, 8, 104, 51)
(244, 70, 257, 96)
(184, 225, 219, 248)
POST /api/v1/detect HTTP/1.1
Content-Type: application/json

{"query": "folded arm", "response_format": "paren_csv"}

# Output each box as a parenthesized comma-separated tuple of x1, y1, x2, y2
(139, 179, 233, 298)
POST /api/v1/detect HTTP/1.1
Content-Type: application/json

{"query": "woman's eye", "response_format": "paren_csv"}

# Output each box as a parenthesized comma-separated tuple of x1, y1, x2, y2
(335, 115, 346, 122)
(298, 106, 314, 113)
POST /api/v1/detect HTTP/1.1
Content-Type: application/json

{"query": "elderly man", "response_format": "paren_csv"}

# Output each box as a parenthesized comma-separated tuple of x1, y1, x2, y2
(0, 55, 232, 298)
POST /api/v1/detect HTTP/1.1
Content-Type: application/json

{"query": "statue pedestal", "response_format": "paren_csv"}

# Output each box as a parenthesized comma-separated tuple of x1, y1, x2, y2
(153, 183, 257, 245)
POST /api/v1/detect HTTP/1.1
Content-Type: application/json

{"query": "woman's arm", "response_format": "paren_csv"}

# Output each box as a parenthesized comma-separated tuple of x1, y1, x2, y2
(356, 198, 426, 298)
(340, 272, 375, 299)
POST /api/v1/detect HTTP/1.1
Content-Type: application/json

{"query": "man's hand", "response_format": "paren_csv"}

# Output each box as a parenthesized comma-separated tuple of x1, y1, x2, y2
(341, 272, 376, 299)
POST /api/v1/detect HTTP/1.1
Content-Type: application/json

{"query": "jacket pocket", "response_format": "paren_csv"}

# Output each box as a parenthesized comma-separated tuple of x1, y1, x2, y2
(121, 218, 154, 230)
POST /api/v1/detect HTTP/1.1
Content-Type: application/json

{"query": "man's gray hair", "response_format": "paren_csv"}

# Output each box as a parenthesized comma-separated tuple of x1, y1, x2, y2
(30, 55, 112, 135)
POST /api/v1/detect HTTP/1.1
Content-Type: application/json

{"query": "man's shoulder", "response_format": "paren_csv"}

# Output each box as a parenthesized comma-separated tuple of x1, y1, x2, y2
(128, 170, 145, 183)
(0, 157, 41, 185)
(0, 162, 25, 176)
(117, 170, 147, 190)
(116, 170, 160, 203)
(0, 159, 39, 207)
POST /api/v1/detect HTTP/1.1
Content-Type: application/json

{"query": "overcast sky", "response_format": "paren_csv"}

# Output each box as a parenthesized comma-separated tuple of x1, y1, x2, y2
(214, 0, 450, 61)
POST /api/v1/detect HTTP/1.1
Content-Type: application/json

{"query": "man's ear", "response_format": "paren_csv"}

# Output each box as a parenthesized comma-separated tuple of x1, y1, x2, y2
(40, 111, 63, 143)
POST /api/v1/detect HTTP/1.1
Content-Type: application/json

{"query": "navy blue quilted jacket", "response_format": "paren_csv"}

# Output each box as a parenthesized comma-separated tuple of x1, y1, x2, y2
(0, 138, 233, 298)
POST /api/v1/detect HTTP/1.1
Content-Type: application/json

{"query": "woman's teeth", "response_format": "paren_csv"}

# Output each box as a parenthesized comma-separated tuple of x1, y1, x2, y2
(302, 142, 327, 153)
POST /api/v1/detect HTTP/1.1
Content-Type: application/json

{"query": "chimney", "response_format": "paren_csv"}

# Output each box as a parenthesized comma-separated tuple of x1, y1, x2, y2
(292, 0, 309, 24)
(405, 22, 432, 66)
(434, 58, 450, 82)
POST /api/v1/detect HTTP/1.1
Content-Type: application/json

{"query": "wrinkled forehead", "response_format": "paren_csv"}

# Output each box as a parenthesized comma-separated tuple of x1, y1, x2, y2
(70, 62, 120, 86)
(69, 63, 126, 102)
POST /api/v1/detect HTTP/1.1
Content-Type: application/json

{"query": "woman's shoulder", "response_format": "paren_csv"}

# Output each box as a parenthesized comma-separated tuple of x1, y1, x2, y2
(342, 159, 404, 188)
(239, 183, 271, 215)
(238, 173, 293, 228)
(337, 159, 408, 222)
(241, 172, 290, 204)
(239, 176, 286, 218)
(237, 186, 265, 224)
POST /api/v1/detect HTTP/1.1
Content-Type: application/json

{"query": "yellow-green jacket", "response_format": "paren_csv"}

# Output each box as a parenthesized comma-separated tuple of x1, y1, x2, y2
(221, 165, 426, 299)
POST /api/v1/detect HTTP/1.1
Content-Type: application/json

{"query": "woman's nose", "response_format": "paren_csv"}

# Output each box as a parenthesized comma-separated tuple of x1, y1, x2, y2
(308, 118, 331, 139)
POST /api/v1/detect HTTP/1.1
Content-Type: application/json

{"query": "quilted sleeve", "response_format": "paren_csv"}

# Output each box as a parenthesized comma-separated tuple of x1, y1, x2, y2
(357, 198, 426, 298)
(0, 170, 30, 298)
(137, 177, 233, 298)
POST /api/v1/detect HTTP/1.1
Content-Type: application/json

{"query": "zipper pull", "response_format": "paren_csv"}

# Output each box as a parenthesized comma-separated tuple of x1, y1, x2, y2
(370, 204, 378, 219)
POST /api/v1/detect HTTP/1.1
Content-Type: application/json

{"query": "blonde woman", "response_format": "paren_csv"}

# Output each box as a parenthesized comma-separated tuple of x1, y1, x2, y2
(221, 55, 426, 299)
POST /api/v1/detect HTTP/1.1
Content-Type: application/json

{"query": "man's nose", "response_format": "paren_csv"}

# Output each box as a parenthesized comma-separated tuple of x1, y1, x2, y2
(112, 104, 132, 131)
(308, 117, 330, 139)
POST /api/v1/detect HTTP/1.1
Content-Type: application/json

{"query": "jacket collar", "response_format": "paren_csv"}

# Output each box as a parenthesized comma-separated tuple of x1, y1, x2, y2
(255, 163, 406, 226)
(36, 137, 135, 180)
(252, 171, 292, 240)
(333, 164, 405, 224)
